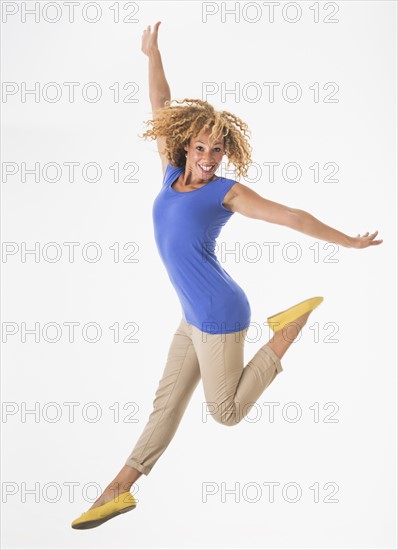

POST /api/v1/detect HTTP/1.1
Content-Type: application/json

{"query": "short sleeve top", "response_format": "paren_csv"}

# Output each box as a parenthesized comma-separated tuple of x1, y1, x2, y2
(152, 163, 251, 334)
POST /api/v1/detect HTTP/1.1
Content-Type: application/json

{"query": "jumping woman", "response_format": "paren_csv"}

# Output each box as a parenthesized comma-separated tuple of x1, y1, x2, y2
(71, 21, 383, 529)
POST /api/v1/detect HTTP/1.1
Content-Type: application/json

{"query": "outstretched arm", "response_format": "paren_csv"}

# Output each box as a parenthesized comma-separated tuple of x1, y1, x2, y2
(225, 182, 383, 250)
(141, 21, 171, 172)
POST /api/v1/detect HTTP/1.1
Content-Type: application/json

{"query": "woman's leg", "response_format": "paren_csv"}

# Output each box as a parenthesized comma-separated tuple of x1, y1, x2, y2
(190, 311, 312, 426)
(124, 317, 201, 474)
(89, 317, 201, 508)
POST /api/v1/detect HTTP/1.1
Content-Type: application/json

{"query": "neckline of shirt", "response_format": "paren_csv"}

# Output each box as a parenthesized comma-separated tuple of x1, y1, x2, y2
(168, 166, 222, 194)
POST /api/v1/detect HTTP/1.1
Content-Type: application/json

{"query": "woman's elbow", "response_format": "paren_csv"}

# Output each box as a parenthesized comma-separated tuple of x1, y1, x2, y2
(269, 207, 304, 228)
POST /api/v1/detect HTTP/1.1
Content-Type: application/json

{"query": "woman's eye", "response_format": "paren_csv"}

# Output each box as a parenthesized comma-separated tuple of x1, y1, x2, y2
(196, 146, 221, 152)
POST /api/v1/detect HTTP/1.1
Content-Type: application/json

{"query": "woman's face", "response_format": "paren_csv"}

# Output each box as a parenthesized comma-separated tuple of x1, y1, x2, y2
(184, 128, 225, 181)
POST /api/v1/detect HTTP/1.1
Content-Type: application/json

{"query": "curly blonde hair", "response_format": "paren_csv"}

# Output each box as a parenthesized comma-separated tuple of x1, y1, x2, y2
(139, 98, 252, 180)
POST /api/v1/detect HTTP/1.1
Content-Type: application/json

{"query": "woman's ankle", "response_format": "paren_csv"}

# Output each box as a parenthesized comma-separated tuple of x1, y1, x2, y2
(105, 480, 134, 495)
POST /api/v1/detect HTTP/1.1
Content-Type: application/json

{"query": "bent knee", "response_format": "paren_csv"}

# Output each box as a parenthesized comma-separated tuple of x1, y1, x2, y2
(212, 410, 240, 427)
(205, 401, 242, 426)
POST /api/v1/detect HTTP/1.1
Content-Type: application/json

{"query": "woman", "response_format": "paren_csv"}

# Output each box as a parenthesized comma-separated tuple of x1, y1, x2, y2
(71, 21, 383, 529)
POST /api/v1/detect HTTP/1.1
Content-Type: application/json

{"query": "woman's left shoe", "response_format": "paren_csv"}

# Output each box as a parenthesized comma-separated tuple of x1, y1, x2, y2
(267, 296, 324, 332)
(71, 491, 137, 529)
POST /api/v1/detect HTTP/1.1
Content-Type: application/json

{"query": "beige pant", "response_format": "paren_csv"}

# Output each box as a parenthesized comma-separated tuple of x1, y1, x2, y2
(125, 316, 283, 475)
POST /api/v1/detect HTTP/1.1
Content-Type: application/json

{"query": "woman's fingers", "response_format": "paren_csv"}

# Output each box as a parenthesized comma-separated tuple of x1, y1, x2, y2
(356, 231, 379, 239)
(366, 231, 378, 240)
(356, 230, 383, 248)
(143, 21, 160, 35)
(142, 22, 161, 52)
(152, 21, 161, 42)
(353, 230, 383, 247)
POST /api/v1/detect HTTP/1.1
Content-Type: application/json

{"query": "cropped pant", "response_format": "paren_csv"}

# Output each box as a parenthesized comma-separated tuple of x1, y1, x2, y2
(124, 316, 283, 475)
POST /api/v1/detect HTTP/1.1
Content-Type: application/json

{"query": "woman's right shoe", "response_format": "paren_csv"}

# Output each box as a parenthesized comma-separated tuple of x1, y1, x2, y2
(267, 296, 324, 332)
(71, 491, 137, 529)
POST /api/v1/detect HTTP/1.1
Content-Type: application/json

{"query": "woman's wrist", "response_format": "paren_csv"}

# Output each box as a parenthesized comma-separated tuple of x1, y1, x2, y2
(147, 47, 161, 58)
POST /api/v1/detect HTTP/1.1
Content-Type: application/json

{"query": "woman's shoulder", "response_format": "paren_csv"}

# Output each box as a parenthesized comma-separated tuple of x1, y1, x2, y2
(161, 162, 183, 187)
(168, 162, 183, 170)
(165, 162, 183, 175)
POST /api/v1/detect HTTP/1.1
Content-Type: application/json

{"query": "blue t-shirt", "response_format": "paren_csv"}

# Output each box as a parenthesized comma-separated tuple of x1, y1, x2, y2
(152, 163, 251, 334)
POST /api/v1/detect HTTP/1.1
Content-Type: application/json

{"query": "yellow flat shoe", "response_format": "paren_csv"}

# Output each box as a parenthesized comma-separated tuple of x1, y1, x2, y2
(267, 296, 324, 332)
(71, 491, 136, 529)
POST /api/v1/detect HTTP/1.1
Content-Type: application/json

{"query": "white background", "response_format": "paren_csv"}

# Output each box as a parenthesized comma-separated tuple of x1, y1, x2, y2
(1, 1, 396, 549)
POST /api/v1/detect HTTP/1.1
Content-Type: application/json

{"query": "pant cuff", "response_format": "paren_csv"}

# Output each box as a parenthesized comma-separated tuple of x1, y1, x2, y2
(125, 459, 150, 476)
(261, 345, 283, 374)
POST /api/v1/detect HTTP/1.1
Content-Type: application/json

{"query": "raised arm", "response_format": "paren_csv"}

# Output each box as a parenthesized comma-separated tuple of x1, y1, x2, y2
(224, 182, 383, 250)
(141, 21, 171, 173)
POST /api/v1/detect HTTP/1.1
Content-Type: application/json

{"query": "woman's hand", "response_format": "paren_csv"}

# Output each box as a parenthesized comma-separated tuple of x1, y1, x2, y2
(141, 21, 161, 57)
(349, 230, 383, 249)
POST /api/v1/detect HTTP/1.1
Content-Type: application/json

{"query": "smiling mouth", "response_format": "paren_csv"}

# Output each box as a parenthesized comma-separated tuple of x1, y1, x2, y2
(199, 164, 215, 172)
